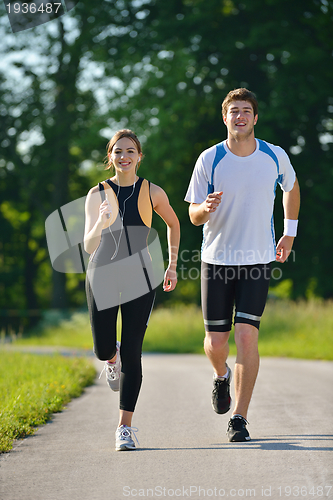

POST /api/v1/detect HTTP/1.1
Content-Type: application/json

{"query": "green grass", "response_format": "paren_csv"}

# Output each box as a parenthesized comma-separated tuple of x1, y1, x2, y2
(10, 311, 95, 349)
(258, 299, 333, 359)
(144, 300, 333, 359)
(2, 300, 330, 453)
(0, 352, 96, 453)
(10, 300, 333, 360)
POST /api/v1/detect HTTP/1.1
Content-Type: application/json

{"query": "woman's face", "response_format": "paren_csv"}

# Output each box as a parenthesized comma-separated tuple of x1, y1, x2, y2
(109, 137, 142, 174)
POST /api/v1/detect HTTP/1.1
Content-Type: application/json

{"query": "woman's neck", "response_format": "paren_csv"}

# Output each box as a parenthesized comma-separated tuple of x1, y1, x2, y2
(111, 173, 139, 187)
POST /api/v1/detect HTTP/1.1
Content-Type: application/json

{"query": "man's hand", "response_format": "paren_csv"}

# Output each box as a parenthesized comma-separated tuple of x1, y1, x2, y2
(203, 191, 223, 213)
(276, 235, 294, 263)
(189, 191, 223, 225)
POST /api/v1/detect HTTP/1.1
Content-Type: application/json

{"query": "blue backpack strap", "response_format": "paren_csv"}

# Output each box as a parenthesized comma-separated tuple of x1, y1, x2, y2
(207, 142, 227, 194)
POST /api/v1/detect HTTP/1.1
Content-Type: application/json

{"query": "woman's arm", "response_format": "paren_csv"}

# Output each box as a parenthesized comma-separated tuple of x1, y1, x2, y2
(150, 183, 180, 292)
(84, 186, 111, 254)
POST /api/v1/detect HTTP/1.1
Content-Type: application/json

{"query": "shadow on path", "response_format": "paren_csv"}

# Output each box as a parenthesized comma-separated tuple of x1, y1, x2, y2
(133, 435, 333, 452)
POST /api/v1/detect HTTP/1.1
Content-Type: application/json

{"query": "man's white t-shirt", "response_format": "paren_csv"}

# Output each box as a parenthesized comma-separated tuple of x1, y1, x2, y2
(185, 139, 296, 266)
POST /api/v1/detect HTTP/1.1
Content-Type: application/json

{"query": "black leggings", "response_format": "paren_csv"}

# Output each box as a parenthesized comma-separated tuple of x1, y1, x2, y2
(86, 277, 155, 412)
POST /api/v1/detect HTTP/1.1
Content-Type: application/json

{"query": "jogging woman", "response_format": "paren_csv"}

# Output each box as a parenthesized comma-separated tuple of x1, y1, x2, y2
(84, 129, 180, 451)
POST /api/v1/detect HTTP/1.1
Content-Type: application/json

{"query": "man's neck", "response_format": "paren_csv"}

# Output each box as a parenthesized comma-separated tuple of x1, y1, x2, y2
(226, 135, 257, 157)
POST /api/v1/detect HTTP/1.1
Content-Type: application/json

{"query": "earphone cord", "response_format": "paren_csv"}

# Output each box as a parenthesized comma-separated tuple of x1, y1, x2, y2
(108, 181, 136, 261)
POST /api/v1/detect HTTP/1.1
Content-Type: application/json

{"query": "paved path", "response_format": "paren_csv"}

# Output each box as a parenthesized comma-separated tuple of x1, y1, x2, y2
(1, 355, 333, 500)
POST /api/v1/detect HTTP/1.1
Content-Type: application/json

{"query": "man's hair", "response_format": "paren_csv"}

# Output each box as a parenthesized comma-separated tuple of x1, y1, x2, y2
(222, 88, 258, 117)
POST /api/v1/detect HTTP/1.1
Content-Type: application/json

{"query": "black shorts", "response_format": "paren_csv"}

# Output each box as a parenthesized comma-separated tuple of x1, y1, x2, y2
(201, 262, 272, 332)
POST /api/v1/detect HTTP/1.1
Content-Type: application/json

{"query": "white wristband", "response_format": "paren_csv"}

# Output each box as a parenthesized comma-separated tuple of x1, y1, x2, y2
(283, 219, 298, 237)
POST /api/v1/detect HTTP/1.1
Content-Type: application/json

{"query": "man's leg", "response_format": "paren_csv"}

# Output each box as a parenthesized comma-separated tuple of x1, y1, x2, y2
(232, 323, 259, 420)
(201, 261, 235, 414)
(204, 330, 230, 376)
(204, 330, 232, 414)
(226, 263, 271, 442)
(201, 261, 234, 376)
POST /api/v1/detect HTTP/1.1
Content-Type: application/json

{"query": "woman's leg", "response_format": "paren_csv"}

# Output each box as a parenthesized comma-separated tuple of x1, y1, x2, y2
(118, 289, 155, 422)
(86, 274, 119, 361)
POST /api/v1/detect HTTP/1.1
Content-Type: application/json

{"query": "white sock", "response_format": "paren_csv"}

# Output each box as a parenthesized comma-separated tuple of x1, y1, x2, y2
(214, 367, 229, 379)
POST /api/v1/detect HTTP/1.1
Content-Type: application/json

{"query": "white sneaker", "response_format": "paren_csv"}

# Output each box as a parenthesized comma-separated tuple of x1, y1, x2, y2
(115, 425, 139, 451)
(99, 341, 121, 391)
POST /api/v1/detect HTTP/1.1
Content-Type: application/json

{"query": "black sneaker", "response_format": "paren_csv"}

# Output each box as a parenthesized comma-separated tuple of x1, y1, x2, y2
(227, 415, 251, 442)
(211, 365, 232, 414)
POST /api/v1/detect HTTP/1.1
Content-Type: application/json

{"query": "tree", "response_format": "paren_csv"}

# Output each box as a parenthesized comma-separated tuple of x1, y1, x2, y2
(1, 0, 332, 318)
(110, 0, 333, 299)
(0, 0, 156, 310)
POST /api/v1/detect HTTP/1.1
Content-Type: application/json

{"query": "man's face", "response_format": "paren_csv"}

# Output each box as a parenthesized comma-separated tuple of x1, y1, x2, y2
(223, 100, 258, 140)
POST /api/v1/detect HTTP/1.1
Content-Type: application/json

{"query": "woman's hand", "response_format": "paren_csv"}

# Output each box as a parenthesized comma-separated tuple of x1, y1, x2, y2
(99, 199, 112, 221)
(163, 267, 178, 292)
(84, 187, 112, 254)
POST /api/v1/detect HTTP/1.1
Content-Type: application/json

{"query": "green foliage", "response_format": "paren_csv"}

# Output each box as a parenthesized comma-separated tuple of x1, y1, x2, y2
(305, 277, 320, 300)
(143, 305, 207, 353)
(258, 299, 333, 359)
(12, 301, 333, 361)
(0, 352, 95, 453)
(0, 0, 333, 314)
(0, 0, 146, 309)
(126, 0, 333, 300)
(269, 279, 293, 299)
(14, 310, 94, 349)
(144, 301, 333, 360)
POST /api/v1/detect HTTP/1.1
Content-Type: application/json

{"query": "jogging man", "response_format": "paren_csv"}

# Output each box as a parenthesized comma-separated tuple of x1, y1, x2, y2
(185, 88, 300, 442)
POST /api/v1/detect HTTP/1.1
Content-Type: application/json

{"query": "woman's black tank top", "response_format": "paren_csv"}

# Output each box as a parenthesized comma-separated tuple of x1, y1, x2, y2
(91, 177, 153, 265)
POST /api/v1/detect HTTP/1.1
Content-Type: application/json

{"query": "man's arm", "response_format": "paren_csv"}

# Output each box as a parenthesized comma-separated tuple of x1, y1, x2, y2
(189, 191, 223, 226)
(283, 176, 300, 219)
(276, 177, 300, 263)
